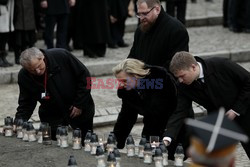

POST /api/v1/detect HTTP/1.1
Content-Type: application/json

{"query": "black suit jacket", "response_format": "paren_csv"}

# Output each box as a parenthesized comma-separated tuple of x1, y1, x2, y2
(165, 57, 250, 139)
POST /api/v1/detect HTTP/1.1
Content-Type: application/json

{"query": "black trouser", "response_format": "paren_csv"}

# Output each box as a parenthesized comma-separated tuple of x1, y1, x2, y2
(44, 14, 69, 49)
(166, 0, 187, 25)
(0, 33, 8, 50)
(109, 18, 126, 45)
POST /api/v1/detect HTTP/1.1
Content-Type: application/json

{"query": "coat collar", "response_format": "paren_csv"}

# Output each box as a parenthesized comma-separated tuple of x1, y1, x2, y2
(194, 56, 214, 78)
(40, 49, 61, 76)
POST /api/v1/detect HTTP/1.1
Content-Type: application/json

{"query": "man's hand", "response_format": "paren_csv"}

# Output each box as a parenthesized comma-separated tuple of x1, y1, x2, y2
(69, 106, 82, 118)
(69, 0, 76, 7)
(110, 15, 117, 23)
(163, 139, 170, 146)
(225, 109, 237, 120)
(40, 0, 48, 8)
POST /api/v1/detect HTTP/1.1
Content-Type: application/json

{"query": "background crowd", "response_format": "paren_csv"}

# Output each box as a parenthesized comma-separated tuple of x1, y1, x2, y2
(0, 0, 249, 66)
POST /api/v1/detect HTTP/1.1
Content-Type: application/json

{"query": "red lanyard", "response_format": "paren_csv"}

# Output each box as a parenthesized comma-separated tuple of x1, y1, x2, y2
(44, 70, 47, 93)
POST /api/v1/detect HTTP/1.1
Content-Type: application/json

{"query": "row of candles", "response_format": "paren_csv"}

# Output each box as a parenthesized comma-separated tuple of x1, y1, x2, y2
(1, 116, 185, 167)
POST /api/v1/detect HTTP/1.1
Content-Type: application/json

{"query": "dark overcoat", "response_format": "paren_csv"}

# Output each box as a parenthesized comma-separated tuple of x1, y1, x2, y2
(75, 0, 110, 44)
(113, 65, 177, 148)
(15, 48, 95, 124)
(128, 6, 189, 69)
(166, 57, 250, 157)
(14, 0, 36, 30)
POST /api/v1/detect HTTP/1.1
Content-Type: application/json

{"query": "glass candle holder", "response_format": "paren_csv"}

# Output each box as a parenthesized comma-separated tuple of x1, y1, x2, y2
(84, 130, 92, 152)
(42, 124, 52, 145)
(154, 147, 163, 167)
(143, 142, 152, 164)
(90, 133, 98, 155)
(22, 122, 29, 142)
(37, 122, 48, 144)
(150, 136, 159, 155)
(174, 144, 184, 166)
(159, 142, 168, 166)
(72, 128, 82, 150)
(126, 135, 135, 157)
(138, 136, 147, 158)
(60, 126, 68, 148)
(55, 125, 62, 146)
(106, 134, 116, 154)
(4, 116, 13, 137)
(27, 122, 36, 142)
(16, 118, 24, 139)
(96, 145, 106, 167)
(68, 155, 78, 167)
(0, 125, 4, 135)
(113, 148, 121, 167)
(107, 152, 116, 167)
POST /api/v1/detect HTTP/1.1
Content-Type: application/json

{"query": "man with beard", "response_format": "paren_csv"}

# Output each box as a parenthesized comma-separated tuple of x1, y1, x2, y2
(125, 0, 190, 160)
(128, 0, 189, 70)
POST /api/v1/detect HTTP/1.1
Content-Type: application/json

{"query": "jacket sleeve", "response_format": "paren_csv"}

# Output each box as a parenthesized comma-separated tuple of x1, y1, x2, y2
(221, 59, 250, 115)
(164, 90, 193, 140)
(64, 50, 92, 109)
(15, 72, 37, 121)
(113, 89, 138, 149)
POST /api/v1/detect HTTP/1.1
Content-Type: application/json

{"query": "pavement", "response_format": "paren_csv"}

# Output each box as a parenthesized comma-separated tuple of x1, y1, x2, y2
(0, 0, 250, 165)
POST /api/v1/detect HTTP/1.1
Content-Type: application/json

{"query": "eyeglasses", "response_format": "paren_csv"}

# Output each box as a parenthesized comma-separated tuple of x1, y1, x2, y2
(136, 7, 156, 18)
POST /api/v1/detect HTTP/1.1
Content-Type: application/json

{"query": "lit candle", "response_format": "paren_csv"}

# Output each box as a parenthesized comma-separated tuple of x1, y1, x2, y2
(16, 118, 24, 139)
(42, 123, 52, 145)
(72, 128, 82, 150)
(90, 133, 98, 155)
(56, 125, 62, 146)
(60, 126, 69, 148)
(113, 148, 121, 167)
(154, 147, 163, 167)
(73, 138, 82, 150)
(96, 145, 106, 167)
(159, 142, 168, 166)
(106, 134, 116, 154)
(4, 116, 13, 137)
(138, 136, 147, 158)
(126, 135, 135, 157)
(174, 144, 184, 166)
(22, 122, 29, 141)
(84, 130, 92, 152)
(143, 143, 152, 164)
(27, 122, 36, 142)
(107, 152, 116, 167)
(0, 126, 4, 135)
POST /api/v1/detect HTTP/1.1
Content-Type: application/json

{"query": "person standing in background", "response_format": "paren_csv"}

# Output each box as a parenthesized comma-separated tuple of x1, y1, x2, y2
(0, 0, 14, 67)
(108, 0, 130, 48)
(75, 0, 110, 58)
(40, 0, 75, 49)
(14, 0, 37, 64)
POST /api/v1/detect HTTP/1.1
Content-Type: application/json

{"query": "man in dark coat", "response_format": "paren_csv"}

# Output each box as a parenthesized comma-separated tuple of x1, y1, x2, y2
(15, 47, 95, 141)
(112, 58, 178, 160)
(128, 0, 189, 70)
(166, 51, 250, 159)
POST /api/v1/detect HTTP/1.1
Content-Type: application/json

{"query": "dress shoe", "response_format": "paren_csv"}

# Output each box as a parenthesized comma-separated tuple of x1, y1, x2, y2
(229, 26, 242, 33)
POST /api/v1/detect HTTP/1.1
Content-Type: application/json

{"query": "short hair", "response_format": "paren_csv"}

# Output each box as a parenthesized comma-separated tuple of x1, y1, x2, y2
(20, 47, 44, 67)
(137, 0, 161, 8)
(169, 51, 198, 74)
(112, 58, 150, 78)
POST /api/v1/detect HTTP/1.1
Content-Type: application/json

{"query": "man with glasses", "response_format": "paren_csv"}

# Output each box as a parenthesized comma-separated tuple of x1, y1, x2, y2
(14, 47, 95, 142)
(128, 0, 189, 70)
